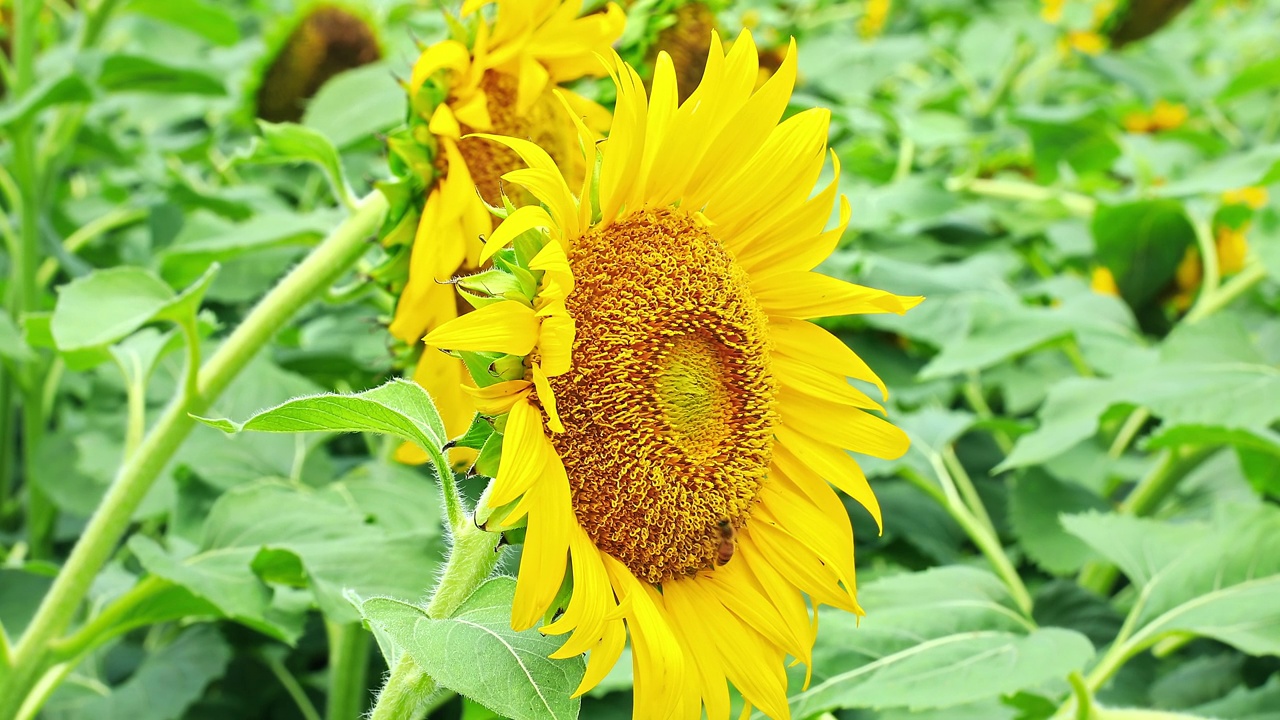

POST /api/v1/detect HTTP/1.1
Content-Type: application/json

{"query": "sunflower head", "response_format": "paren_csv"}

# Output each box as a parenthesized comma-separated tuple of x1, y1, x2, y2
(379, 0, 624, 465)
(421, 31, 921, 718)
(252, 2, 382, 123)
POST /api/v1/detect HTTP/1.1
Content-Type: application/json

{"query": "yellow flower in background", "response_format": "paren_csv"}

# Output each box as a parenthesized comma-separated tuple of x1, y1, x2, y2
(390, 0, 624, 463)
(1148, 99, 1188, 130)
(1222, 186, 1268, 209)
(859, 0, 892, 39)
(1064, 29, 1107, 54)
(1122, 99, 1187, 134)
(650, 2, 720, 103)
(423, 33, 919, 718)
(1216, 225, 1249, 275)
(1090, 266, 1120, 296)
(1041, 0, 1067, 23)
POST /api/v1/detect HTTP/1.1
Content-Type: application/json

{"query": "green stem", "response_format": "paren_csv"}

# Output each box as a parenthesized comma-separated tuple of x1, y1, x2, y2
(326, 621, 372, 720)
(1107, 407, 1149, 459)
(942, 447, 995, 535)
(35, 208, 147, 289)
(1077, 446, 1215, 595)
(1060, 337, 1095, 377)
(368, 522, 503, 720)
(901, 467, 1032, 615)
(263, 651, 323, 720)
(1068, 671, 1094, 720)
(962, 373, 1012, 454)
(0, 191, 388, 720)
(48, 576, 168, 662)
(944, 176, 1097, 216)
(1183, 262, 1267, 325)
(1185, 214, 1221, 323)
(0, 375, 14, 515)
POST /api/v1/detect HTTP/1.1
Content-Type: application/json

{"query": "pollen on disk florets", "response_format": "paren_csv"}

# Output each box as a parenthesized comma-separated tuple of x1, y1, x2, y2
(545, 208, 777, 583)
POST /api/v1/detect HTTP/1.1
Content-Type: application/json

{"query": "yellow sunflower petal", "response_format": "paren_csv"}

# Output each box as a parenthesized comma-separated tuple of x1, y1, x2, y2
(480, 205, 556, 264)
(573, 618, 627, 697)
(770, 316, 888, 398)
(422, 300, 539, 355)
(775, 427, 882, 531)
(489, 397, 549, 506)
(603, 556, 686, 719)
(511, 454, 572, 630)
(779, 389, 909, 460)
(755, 270, 924, 319)
(774, 351, 883, 411)
(409, 40, 471, 98)
(462, 379, 531, 415)
(531, 363, 563, 432)
(663, 590, 733, 720)
(664, 578, 791, 720)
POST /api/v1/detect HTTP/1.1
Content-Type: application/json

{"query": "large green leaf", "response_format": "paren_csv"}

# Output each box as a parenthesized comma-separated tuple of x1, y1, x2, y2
(236, 121, 356, 208)
(1065, 507, 1280, 656)
(777, 567, 1094, 716)
(132, 472, 445, 635)
(98, 54, 226, 95)
(121, 0, 240, 45)
(197, 377, 449, 456)
(1001, 359, 1280, 470)
(1009, 471, 1107, 575)
(360, 578, 586, 720)
(1092, 200, 1196, 309)
(43, 626, 231, 720)
(50, 265, 217, 353)
(302, 62, 405, 149)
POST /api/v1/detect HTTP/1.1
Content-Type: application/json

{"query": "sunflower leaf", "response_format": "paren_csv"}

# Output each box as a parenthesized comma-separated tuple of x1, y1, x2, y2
(777, 566, 1095, 717)
(359, 578, 586, 720)
(194, 377, 448, 458)
(1063, 506, 1280, 656)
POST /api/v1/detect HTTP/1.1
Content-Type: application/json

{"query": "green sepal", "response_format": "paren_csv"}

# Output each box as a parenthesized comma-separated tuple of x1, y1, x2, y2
(490, 252, 540, 301)
(475, 432, 503, 478)
(541, 569, 576, 629)
(460, 350, 524, 388)
(453, 414, 496, 451)
(456, 268, 533, 304)
(387, 130, 436, 183)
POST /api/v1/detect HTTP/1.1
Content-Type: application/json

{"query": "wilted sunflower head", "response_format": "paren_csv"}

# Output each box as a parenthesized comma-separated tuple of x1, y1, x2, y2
(253, 3, 382, 123)
(422, 30, 921, 719)
(380, 0, 624, 464)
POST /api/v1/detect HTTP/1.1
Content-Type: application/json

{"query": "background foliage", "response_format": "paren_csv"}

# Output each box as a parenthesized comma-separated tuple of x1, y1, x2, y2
(2, 0, 1279, 719)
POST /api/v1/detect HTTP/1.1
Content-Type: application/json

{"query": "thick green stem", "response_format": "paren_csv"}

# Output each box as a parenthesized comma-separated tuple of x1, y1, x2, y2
(369, 522, 503, 720)
(0, 191, 388, 720)
(326, 621, 372, 720)
(264, 651, 323, 720)
(900, 467, 1033, 615)
(1183, 262, 1267, 324)
(1077, 446, 1216, 595)
(945, 176, 1097, 216)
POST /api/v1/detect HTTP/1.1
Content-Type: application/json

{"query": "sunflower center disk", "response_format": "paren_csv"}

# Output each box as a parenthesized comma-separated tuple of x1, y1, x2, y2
(547, 209, 777, 583)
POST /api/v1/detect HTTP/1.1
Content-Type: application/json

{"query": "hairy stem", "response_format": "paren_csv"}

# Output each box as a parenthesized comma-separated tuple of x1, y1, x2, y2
(0, 191, 388, 720)
(368, 521, 503, 720)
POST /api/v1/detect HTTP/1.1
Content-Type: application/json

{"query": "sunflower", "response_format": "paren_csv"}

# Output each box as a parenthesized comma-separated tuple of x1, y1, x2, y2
(422, 32, 920, 718)
(250, 2, 383, 124)
(388, 0, 624, 463)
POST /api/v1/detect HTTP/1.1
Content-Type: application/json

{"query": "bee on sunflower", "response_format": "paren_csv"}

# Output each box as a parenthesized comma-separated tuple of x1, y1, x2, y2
(417, 31, 920, 718)
(380, 0, 624, 464)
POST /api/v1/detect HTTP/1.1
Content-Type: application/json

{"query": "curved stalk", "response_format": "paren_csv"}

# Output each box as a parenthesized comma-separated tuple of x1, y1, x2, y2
(0, 191, 388, 720)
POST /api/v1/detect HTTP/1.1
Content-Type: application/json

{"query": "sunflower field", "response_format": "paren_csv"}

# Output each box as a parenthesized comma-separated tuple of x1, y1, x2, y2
(2, 0, 1280, 718)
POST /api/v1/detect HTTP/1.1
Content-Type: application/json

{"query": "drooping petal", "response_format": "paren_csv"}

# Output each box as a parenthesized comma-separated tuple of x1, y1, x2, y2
(422, 301, 539, 355)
